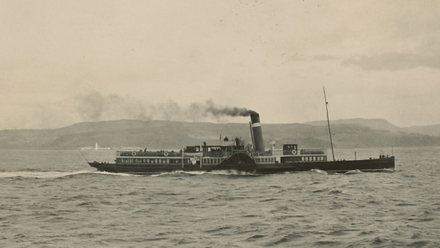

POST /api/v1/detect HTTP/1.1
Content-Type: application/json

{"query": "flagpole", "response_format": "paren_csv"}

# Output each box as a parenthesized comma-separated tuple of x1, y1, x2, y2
(182, 146, 184, 169)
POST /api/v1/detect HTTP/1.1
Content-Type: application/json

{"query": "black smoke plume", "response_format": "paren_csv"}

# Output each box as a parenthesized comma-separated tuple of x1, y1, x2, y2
(75, 92, 256, 122)
(205, 100, 256, 117)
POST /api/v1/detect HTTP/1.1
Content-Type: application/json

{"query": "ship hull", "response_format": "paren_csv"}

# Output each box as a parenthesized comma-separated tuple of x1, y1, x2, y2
(256, 156, 395, 174)
(88, 156, 395, 175)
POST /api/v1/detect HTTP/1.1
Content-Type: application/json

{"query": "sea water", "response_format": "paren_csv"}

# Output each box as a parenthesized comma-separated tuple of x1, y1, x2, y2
(0, 147, 439, 247)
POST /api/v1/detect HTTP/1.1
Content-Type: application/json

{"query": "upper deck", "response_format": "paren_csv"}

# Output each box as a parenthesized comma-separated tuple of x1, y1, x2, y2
(115, 142, 327, 165)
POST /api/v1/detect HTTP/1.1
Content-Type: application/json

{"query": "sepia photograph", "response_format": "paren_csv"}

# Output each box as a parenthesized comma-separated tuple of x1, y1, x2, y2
(1, 1, 439, 247)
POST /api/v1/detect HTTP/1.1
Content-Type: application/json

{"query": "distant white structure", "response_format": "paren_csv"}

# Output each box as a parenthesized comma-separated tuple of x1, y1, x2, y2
(80, 143, 111, 150)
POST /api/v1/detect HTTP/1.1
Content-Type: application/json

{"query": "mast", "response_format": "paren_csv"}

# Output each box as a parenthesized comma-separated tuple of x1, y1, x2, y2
(323, 87, 336, 161)
(182, 146, 184, 169)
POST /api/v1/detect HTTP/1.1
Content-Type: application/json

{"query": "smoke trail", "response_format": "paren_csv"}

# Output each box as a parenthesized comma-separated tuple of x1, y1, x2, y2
(3, 93, 257, 129)
(76, 91, 152, 121)
(75, 92, 256, 123)
(204, 100, 257, 117)
(76, 91, 105, 121)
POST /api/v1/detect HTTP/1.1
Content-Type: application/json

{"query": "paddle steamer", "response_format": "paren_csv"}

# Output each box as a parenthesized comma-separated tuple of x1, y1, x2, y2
(88, 112, 395, 174)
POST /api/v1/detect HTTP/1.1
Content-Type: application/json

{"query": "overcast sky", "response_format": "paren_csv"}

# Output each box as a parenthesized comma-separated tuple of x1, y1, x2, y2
(1, 0, 440, 129)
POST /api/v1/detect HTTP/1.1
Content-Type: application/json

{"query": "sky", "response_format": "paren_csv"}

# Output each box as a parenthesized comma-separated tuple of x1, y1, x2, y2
(1, 0, 440, 129)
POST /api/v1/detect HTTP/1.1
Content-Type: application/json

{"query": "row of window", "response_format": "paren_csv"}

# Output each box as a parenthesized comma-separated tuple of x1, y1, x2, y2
(255, 157, 276, 163)
(117, 158, 190, 164)
(284, 145, 297, 149)
(116, 156, 326, 164)
(202, 158, 221, 164)
(282, 156, 327, 163)
(302, 156, 326, 162)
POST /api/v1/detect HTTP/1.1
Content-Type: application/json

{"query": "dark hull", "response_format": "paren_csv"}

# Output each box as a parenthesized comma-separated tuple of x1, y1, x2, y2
(256, 157, 395, 174)
(88, 156, 395, 175)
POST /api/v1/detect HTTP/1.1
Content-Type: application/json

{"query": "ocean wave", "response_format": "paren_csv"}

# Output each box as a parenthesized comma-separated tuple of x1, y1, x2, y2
(328, 189, 349, 194)
(209, 170, 259, 176)
(93, 171, 140, 177)
(0, 170, 96, 179)
(0, 170, 143, 179)
(0, 148, 438, 248)
(310, 169, 328, 175)
(263, 233, 304, 246)
(344, 169, 363, 175)
(150, 170, 258, 177)
(150, 170, 205, 177)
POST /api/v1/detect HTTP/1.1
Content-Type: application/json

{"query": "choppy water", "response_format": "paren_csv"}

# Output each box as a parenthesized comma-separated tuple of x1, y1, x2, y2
(0, 147, 439, 247)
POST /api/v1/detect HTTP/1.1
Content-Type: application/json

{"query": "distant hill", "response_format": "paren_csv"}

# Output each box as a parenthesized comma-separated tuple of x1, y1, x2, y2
(1, 118, 440, 150)
(306, 118, 401, 132)
(402, 124, 440, 137)
(309, 118, 440, 137)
